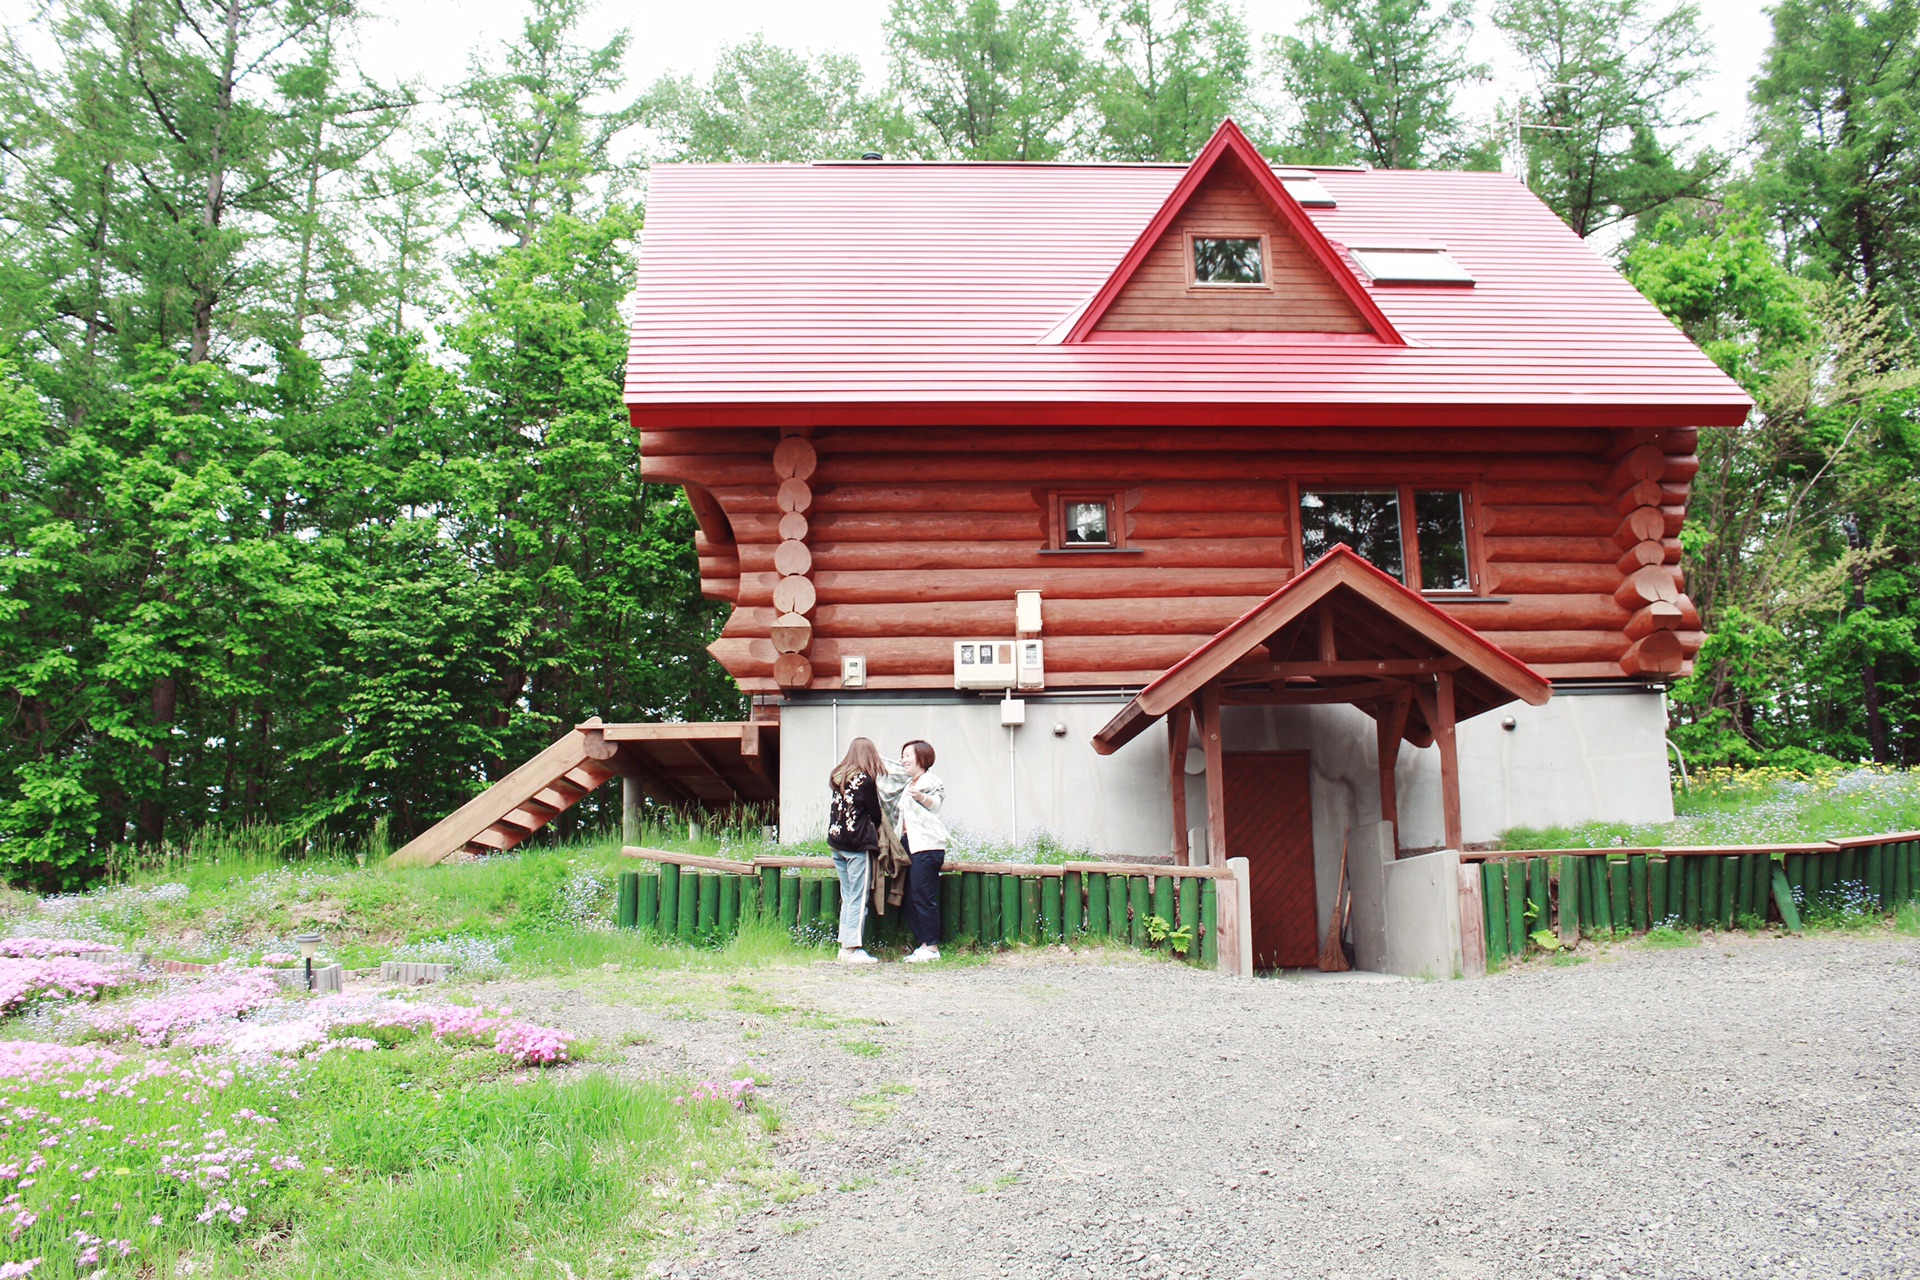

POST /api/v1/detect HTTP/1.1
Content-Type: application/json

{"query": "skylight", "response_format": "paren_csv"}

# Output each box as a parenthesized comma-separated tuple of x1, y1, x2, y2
(1274, 170, 1336, 207)
(1349, 246, 1474, 285)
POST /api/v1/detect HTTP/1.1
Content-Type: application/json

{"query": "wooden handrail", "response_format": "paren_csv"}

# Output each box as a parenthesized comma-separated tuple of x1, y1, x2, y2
(618, 846, 1236, 880)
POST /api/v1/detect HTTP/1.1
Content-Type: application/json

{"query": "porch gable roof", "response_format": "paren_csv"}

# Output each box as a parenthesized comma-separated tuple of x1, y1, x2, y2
(1091, 545, 1552, 754)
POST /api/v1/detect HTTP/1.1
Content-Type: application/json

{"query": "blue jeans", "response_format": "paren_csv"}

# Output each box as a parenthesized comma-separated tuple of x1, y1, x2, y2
(831, 850, 871, 947)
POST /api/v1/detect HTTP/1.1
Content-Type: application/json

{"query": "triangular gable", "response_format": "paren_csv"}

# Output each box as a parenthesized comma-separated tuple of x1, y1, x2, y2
(1091, 545, 1548, 754)
(1067, 120, 1404, 344)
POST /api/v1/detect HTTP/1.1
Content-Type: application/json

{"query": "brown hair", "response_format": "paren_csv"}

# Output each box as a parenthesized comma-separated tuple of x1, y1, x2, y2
(902, 740, 935, 769)
(831, 737, 883, 786)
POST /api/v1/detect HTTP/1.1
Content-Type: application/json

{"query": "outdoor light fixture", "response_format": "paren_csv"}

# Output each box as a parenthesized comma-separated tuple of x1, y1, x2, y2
(295, 932, 322, 991)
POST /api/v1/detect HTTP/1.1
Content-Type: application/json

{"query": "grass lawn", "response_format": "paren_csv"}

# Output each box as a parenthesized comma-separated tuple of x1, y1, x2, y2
(1498, 765, 1920, 851)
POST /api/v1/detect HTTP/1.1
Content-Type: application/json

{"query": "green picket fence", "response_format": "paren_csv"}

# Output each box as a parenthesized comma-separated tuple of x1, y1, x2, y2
(1471, 833, 1920, 964)
(614, 851, 1225, 967)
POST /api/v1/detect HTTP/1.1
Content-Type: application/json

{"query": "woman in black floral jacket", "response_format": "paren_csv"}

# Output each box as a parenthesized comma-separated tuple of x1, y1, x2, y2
(827, 738, 884, 965)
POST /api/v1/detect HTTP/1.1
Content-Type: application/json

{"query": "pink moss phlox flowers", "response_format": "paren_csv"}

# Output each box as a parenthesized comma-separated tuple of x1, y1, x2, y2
(684, 1078, 755, 1109)
(0, 1257, 39, 1277)
(347, 1000, 573, 1066)
(0, 959, 137, 1017)
(0, 940, 116, 960)
(88, 974, 279, 1047)
(0, 1043, 123, 1083)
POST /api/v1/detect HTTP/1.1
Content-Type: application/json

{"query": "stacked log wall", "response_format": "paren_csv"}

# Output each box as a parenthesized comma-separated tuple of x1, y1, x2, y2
(640, 425, 1700, 693)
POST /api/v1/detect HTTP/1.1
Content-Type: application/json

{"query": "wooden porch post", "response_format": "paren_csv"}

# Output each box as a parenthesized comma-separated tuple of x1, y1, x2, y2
(1168, 711, 1191, 866)
(622, 774, 644, 847)
(1434, 671, 1463, 852)
(1198, 685, 1242, 975)
(1199, 687, 1226, 868)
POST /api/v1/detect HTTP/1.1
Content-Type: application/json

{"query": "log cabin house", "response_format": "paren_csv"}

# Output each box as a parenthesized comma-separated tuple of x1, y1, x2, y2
(398, 121, 1753, 975)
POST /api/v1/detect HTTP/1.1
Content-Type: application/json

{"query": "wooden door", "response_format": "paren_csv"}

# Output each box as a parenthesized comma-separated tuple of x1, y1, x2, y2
(1223, 751, 1318, 970)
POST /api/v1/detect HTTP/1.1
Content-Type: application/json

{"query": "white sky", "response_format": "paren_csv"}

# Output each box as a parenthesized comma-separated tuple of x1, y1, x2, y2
(1, 0, 1777, 157)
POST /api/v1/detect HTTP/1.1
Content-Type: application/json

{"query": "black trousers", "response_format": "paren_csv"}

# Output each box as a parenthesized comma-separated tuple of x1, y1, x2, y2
(906, 846, 946, 946)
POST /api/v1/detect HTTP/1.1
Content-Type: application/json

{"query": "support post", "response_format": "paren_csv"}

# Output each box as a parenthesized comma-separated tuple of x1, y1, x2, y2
(1199, 688, 1226, 868)
(1374, 688, 1411, 850)
(1168, 711, 1191, 865)
(622, 773, 644, 847)
(1434, 672, 1463, 852)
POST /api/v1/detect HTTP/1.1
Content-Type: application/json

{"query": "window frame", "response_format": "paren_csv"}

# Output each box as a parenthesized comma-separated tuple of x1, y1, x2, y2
(1048, 491, 1128, 551)
(1289, 480, 1482, 595)
(1187, 232, 1273, 291)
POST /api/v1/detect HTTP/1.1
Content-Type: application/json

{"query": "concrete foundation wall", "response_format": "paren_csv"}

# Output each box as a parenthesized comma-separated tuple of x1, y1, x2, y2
(777, 697, 1171, 857)
(1382, 849, 1464, 979)
(776, 689, 1675, 920)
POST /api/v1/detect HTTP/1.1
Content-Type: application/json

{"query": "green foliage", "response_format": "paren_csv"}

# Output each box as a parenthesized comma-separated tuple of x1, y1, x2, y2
(0, 0, 736, 886)
(1493, 0, 1721, 236)
(1088, 0, 1258, 160)
(1751, 0, 1920, 317)
(1142, 912, 1192, 954)
(885, 0, 1086, 158)
(1625, 207, 1920, 767)
(1641, 923, 1698, 948)
(643, 36, 906, 161)
(1276, 0, 1492, 169)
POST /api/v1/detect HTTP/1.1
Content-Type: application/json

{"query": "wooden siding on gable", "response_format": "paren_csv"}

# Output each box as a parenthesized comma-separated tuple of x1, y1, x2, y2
(639, 426, 1700, 693)
(1093, 169, 1372, 334)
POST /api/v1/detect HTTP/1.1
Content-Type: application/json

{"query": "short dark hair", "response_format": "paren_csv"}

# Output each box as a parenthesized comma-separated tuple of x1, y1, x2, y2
(903, 739, 935, 769)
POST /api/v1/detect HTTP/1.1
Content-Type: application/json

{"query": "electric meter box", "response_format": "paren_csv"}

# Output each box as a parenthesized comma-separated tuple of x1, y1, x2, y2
(1016, 639, 1044, 689)
(953, 640, 1017, 689)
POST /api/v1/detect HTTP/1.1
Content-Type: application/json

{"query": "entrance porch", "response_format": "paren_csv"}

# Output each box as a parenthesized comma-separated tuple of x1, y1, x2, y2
(1093, 546, 1552, 976)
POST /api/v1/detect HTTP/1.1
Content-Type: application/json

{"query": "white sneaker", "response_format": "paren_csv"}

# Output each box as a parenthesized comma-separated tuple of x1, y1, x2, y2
(904, 945, 941, 964)
(838, 948, 879, 966)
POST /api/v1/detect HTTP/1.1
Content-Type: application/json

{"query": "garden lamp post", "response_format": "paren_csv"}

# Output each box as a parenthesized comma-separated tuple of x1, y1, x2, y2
(295, 932, 322, 991)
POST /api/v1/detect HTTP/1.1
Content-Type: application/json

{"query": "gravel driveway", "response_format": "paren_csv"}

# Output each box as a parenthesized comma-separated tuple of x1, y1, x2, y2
(500, 933, 1920, 1280)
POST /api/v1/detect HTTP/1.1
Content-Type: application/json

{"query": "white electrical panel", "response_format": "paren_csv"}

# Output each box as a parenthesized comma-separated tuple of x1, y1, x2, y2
(954, 640, 1018, 688)
(840, 655, 867, 688)
(1016, 639, 1044, 689)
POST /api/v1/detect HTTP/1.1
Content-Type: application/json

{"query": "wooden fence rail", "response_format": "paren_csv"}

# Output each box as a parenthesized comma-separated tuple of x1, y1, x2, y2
(1462, 834, 1920, 964)
(615, 846, 1225, 967)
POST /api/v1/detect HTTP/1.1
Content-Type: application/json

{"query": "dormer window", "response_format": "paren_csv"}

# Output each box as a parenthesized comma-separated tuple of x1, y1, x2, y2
(1191, 235, 1267, 287)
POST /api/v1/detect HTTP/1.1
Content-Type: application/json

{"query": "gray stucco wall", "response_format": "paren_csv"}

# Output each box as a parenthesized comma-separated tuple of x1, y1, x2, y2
(777, 687, 1675, 936)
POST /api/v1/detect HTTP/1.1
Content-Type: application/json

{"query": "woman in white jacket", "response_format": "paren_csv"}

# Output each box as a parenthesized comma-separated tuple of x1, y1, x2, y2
(887, 740, 948, 963)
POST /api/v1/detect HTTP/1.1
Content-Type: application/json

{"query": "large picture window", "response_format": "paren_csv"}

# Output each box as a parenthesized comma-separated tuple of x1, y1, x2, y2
(1298, 486, 1474, 593)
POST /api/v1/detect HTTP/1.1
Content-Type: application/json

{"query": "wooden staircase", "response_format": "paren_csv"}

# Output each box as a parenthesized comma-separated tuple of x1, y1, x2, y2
(387, 719, 617, 867)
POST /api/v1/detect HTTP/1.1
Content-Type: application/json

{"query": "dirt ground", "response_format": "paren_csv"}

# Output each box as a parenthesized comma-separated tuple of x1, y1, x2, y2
(500, 932, 1920, 1280)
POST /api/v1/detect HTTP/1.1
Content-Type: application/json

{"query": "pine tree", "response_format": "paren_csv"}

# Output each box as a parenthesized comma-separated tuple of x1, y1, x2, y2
(1493, 0, 1721, 236)
(1276, 0, 1491, 170)
(885, 0, 1087, 159)
(1088, 0, 1257, 161)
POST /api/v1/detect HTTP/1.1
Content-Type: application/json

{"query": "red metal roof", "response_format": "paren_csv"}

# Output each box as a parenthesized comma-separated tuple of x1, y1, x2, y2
(625, 131, 1753, 428)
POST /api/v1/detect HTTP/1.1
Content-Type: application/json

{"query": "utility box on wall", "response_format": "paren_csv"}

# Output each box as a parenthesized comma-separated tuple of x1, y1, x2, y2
(1016, 639, 1044, 689)
(954, 640, 1017, 689)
